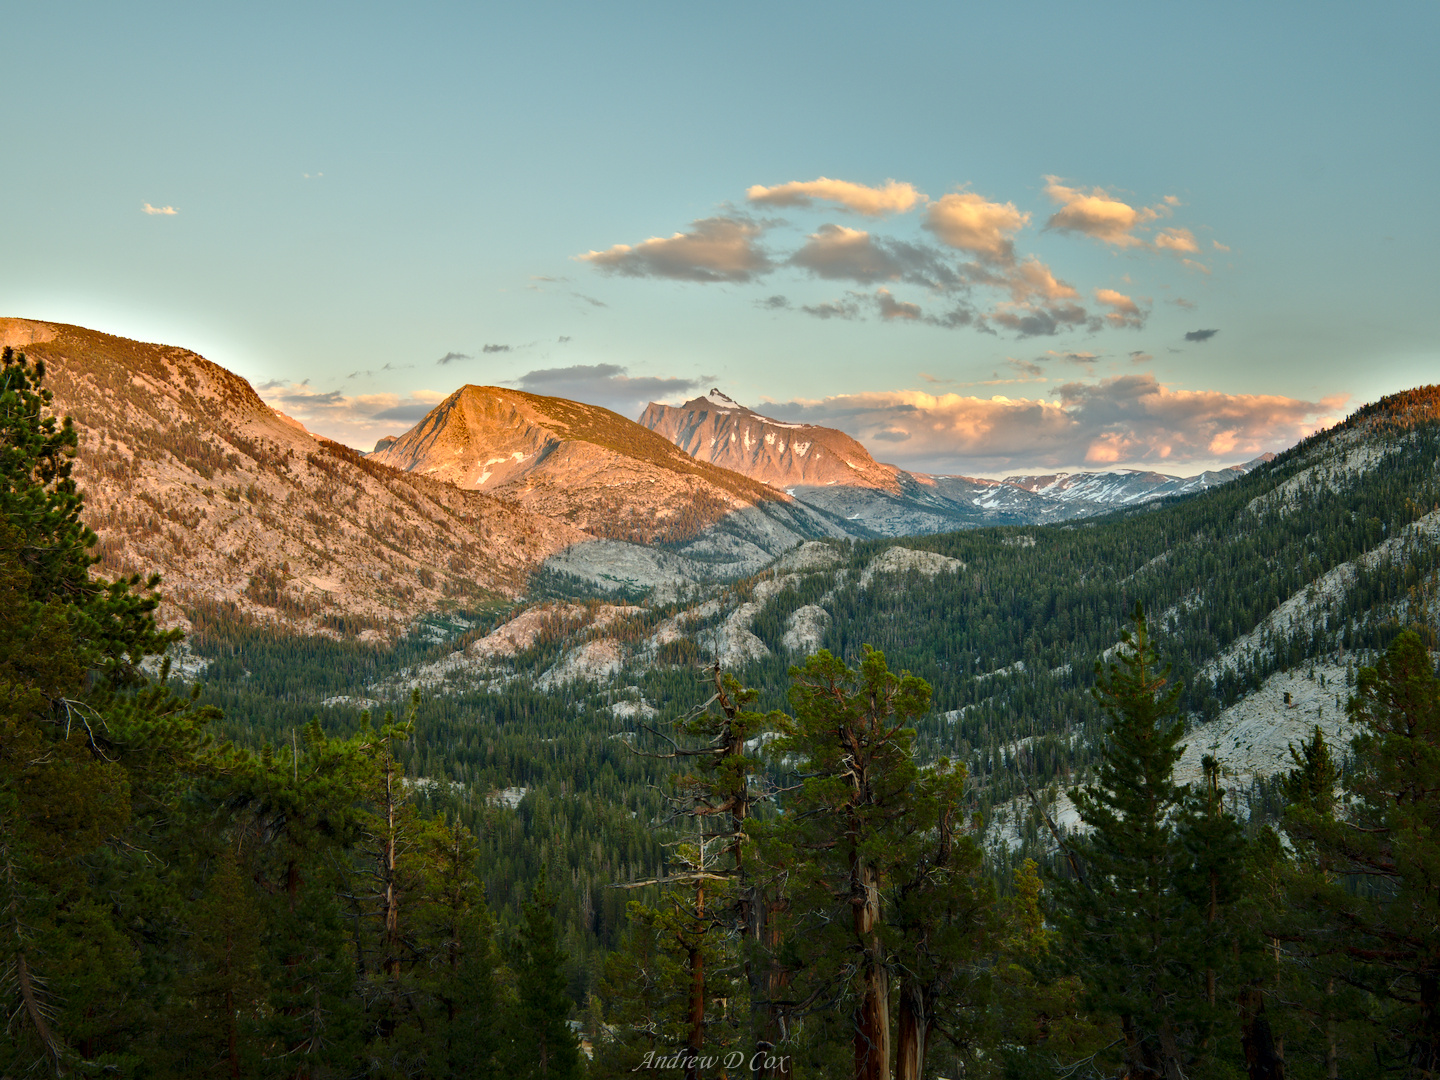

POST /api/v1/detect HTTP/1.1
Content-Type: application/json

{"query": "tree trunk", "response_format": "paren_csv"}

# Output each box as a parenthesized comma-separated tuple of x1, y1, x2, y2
(686, 883, 705, 1080)
(895, 979, 928, 1080)
(1325, 979, 1338, 1080)
(853, 860, 890, 1080)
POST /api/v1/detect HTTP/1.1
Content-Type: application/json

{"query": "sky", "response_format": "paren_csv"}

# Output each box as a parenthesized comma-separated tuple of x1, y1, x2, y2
(4, 2, 1437, 476)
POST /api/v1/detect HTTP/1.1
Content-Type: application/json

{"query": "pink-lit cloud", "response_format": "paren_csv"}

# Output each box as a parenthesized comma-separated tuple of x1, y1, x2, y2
(576, 216, 771, 282)
(758, 375, 1346, 473)
(746, 177, 925, 216)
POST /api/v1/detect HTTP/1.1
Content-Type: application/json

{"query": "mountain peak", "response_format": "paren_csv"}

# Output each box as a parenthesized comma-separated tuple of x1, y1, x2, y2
(704, 388, 740, 409)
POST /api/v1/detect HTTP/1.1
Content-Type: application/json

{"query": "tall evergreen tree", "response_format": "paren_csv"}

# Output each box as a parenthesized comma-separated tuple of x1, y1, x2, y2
(1052, 605, 1230, 1080)
(1285, 628, 1440, 1076)
(0, 345, 217, 1075)
(508, 871, 584, 1080)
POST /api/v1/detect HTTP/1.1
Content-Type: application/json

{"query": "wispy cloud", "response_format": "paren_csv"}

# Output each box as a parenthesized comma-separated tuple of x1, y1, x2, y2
(802, 297, 863, 321)
(436, 351, 472, 365)
(747, 177, 925, 216)
(576, 216, 771, 282)
(482, 344, 511, 354)
(1185, 328, 1220, 342)
(142, 202, 178, 215)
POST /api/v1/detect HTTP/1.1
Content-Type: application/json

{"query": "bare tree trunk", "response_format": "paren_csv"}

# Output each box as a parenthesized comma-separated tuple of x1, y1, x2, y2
(895, 979, 928, 1080)
(853, 859, 890, 1080)
(685, 883, 705, 1080)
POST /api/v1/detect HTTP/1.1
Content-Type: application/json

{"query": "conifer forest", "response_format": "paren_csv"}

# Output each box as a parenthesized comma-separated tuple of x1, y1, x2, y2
(8, 341, 1440, 1080)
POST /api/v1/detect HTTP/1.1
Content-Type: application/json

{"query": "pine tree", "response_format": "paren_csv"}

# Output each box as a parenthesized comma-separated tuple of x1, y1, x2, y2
(174, 851, 267, 1078)
(753, 646, 932, 1080)
(1285, 629, 1440, 1076)
(0, 345, 215, 1074)
(507, 871, 583, 1080)
(412, 815, 503, 1078)
(1051, 605, 1221, 1080)
(888, 759, 996, 1080)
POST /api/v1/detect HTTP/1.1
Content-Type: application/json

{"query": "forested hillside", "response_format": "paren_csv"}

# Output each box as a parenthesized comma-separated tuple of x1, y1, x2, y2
(11, 334, 1440, 1078)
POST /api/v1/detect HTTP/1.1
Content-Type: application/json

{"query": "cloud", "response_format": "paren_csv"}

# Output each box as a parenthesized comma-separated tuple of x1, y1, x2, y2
(924, 192, 1029, 262)
(1185, 329, 1220, 343)
(572, 293, 608, 307)
(1094, 287, 1146, 329)
(1154, 227, 1199, 253)
(875, 288, 921, 320)
(515, 363, 701, 418)
(1168, 296, 1196, 309)
(1043, 177, 1169, 247)
(788, 224, 958, 288)
(436, 351, 472, 365)
(757, 294, 791, 310)
(1046, 350, 1100, 364)
(1212, 240, 1231, 253)
(1129, 351, 1154, 364)
(481, 344, 511, 354)
(142, 203, 178, 215)
(984, 302, 1090, 338)
(746, 177, 924, 216)
(802, 297, 863, 320)
(1008, 358, 1045, 378)
(925, 304, 976, 330)
(1182, 258, 1211, 274)
(758, 375, 1345, 473)
(576, 216, 771, 282)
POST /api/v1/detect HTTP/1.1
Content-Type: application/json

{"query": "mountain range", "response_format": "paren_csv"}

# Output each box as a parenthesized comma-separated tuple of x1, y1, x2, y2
(642, 389, 1272, 536)
(8, 316, 1273, 630)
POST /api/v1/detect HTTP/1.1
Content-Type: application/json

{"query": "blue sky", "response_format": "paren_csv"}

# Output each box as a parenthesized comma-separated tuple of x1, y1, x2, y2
(5, 2, 1437, 473)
